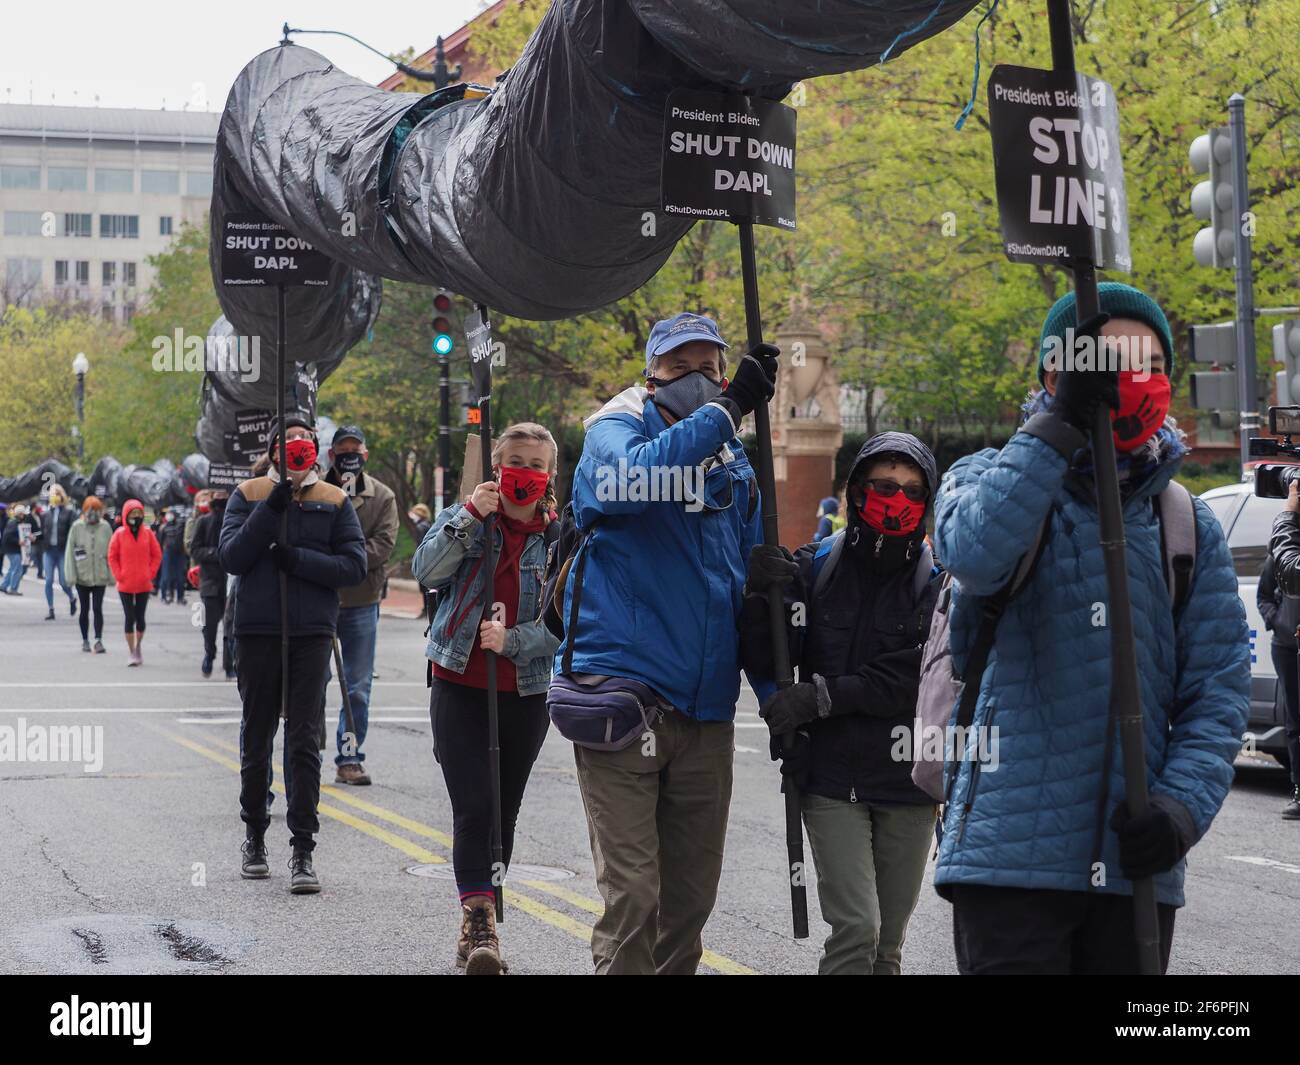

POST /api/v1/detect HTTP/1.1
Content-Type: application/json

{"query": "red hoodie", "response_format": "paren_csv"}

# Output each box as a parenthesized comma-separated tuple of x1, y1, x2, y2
(108, 499, 162, 594)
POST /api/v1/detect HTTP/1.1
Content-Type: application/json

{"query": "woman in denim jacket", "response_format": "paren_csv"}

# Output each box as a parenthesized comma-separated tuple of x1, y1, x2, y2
(413, 422, 561, 975)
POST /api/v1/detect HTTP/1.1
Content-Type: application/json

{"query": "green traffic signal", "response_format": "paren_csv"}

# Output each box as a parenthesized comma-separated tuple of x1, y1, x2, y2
(433, 333, 454, 355)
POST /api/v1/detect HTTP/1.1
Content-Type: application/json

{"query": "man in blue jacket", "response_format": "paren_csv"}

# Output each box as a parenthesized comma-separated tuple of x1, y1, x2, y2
(219, 414, 366, 894)
(934, 283, 1249, 973)
(559, 312, 776, 974)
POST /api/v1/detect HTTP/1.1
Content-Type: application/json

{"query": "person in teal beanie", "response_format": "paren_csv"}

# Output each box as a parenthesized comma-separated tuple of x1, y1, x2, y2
(932, 281, 1249, 973)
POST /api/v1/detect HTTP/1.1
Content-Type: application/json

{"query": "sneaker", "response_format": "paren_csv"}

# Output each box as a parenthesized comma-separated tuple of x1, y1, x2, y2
(335, 763, 371, 786)
(289, 849, 320, 894)
(93, 640, 106, 654)
(82, 639, 91, 653)
(202, 654, 213, 678)
(1284, 788, 1300, 821)
(240, 835, 270, 879)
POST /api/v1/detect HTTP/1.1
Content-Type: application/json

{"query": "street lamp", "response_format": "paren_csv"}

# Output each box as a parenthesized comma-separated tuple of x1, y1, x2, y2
(72, 351, 88, 468)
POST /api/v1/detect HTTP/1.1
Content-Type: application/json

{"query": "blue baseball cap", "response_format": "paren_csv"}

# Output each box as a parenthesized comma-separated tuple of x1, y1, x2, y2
(645, 313, 729, 370)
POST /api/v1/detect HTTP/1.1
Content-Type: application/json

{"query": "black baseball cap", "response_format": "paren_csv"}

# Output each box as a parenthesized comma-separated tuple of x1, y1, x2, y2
(333, 425, 366, 446)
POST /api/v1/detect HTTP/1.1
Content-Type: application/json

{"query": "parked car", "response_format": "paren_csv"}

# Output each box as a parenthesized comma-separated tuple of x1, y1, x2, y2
(1200, 479, 1290, 769)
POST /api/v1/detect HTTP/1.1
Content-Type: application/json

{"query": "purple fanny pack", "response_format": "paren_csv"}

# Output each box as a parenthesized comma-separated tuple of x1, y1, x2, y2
(546, 673, 664, 751)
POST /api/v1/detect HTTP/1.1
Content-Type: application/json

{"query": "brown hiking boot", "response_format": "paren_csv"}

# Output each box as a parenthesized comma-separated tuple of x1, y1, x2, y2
(334, 763, 371, 786)
(459, 896, 505, 975)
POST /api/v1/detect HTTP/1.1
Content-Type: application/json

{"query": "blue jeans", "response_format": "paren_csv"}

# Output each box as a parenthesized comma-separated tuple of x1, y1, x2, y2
(2, 552, 25, 592)
(335, 603, 379, 765)
(161, 548, 187, 599)
(44, 547, 72, 609)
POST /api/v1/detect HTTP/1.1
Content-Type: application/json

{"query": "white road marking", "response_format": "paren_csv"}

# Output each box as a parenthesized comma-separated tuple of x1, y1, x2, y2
(0, 706, 430, 714)
(1225, 855, 1300, 876)
(175, 716, 428, 724)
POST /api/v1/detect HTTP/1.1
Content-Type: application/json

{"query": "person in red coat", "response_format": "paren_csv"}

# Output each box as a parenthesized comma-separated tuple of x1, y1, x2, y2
(108, 498, 162, 666)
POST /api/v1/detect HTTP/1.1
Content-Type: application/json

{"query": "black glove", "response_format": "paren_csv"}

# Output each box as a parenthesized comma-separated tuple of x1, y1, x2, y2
(769, 728, 812, 791)
(760, 680, 827, 736)
(265, 478, 294, 514)
(718, 342, 779, 420)
(747, 543, 798, 597)
(1110, 796, 1192, 879)
(1051, 312, 1117, 434)
(270, 543, 300, 574)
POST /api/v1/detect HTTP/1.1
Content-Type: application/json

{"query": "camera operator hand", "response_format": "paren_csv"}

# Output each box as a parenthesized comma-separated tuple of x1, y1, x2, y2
(1287, 481, 1300, 515)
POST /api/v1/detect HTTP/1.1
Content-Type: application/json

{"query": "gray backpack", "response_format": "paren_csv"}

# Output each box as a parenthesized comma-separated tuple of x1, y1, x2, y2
(910, 481, 1198, 801)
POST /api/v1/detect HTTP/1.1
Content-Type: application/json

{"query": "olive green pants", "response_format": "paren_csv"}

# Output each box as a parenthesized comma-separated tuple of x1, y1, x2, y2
(801, 794, 937, 975)
(574, 712, 734, 975)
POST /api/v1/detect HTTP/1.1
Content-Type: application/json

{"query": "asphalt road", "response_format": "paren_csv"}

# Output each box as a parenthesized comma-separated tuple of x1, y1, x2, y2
(1, 568, 1296, 975)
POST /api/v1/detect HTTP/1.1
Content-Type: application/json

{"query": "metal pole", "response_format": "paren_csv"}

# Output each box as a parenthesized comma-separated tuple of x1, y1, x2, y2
(738, 220, 809, 940)
(1048, 0, 1161, 976)
(276, 284, 289, 723)
(437, 339, 450, 515)
(477, 305, 504, 923)
(1229, 93, 1257, 473)
(331, 636, 358, 754)
(75, 372, 85, 469)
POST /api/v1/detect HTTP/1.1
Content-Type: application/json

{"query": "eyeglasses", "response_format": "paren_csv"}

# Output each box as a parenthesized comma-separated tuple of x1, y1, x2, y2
(863, 478, 927, 503)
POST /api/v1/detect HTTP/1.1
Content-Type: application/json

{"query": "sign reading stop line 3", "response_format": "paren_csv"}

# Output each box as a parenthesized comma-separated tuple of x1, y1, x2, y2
(220, 212, 332, 286)
(988, 65, 1131, 273)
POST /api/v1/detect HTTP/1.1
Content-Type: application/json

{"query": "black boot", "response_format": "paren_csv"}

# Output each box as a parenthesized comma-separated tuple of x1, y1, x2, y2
(240, 832, 269, 879)
(1284, 788, 1300, 821)
(289, 847, 320, 894)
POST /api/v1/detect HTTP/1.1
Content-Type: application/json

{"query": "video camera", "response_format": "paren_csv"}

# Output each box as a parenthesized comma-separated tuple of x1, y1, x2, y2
(1249, 407, 1300, 498)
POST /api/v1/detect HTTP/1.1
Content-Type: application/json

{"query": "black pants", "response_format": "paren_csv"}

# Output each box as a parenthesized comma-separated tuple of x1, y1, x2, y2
(950, 883, 1177, 974)
(1270, 642, 1300, 786)
(119, 591, 148, 633)
(202, 590, 232, 671)
(237, 634, 332, 851)
(77, 584, 105, 640)
(429, 676, 550, 896)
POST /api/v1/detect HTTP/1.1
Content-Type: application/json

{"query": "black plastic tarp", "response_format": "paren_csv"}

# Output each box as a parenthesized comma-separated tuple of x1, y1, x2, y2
(0, 454, 209, 507)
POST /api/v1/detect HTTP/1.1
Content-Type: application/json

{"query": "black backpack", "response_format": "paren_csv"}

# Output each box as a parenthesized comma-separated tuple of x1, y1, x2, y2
(540, 503, 597, 663)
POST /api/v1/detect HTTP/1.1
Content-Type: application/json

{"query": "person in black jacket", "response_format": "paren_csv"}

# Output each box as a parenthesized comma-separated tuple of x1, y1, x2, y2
(41, 485, 78, 620)
(157, 507, 189, 605)
(741, 432, 940, 974)
(190, 491, 233, 678)
(1265, 484, 1300, 819)
(219, 415, 366, 893)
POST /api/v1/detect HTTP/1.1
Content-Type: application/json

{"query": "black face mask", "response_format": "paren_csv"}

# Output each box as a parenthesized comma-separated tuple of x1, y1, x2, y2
(211, 497, 227, 511)
(648, 370, 722, 422)
(334, 452, 366, 476)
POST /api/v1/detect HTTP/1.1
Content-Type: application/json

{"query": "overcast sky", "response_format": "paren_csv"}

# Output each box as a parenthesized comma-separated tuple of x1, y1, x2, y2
(0, 0, 488, 112)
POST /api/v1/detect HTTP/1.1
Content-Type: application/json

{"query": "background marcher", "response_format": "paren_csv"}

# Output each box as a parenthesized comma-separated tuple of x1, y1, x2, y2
(189, 489, 233, 677)
(40, 484, 78, 620)
(107, 499, 162, 666)
(65, 495, 114, 653)
(324, 424, 398, 785)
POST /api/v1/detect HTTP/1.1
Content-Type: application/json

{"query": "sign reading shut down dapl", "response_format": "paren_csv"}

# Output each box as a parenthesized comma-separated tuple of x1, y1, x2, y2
(221, 213, 332, 286)
(661, 89, 797, 230)
(988, 66, 1131, 273)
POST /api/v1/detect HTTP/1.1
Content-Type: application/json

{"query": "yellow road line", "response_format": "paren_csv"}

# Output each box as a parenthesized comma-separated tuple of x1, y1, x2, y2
(198, 733, 454, 848)
(159, 721, 757, 974)
(156, 728, 444, 864)
(520, 880, 756, 975)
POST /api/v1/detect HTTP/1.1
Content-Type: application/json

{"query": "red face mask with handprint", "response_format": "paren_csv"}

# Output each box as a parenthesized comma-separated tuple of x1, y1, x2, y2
(499, 466, 549, 507)
(859, 488, 923, 537)
(282, 437, 318, 472)
(1111, 370, 1170, 453)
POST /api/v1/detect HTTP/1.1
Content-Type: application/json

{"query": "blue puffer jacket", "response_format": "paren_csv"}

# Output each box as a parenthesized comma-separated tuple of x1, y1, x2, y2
(933, 413, 1249, 907)
(559, 387, 762, 720)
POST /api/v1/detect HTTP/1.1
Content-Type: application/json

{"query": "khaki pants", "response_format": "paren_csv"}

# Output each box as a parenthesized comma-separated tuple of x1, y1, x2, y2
(574, 711, 734, 974)
(801, 794, 937, 975)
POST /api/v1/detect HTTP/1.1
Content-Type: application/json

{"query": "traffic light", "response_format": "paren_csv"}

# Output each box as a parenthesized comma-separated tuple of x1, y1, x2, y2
(1189, 127, 1235, 269)
(1274, 318, 1300, 405)
(1188, 322, 1236, 365)
(433, 289, 456, 356)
